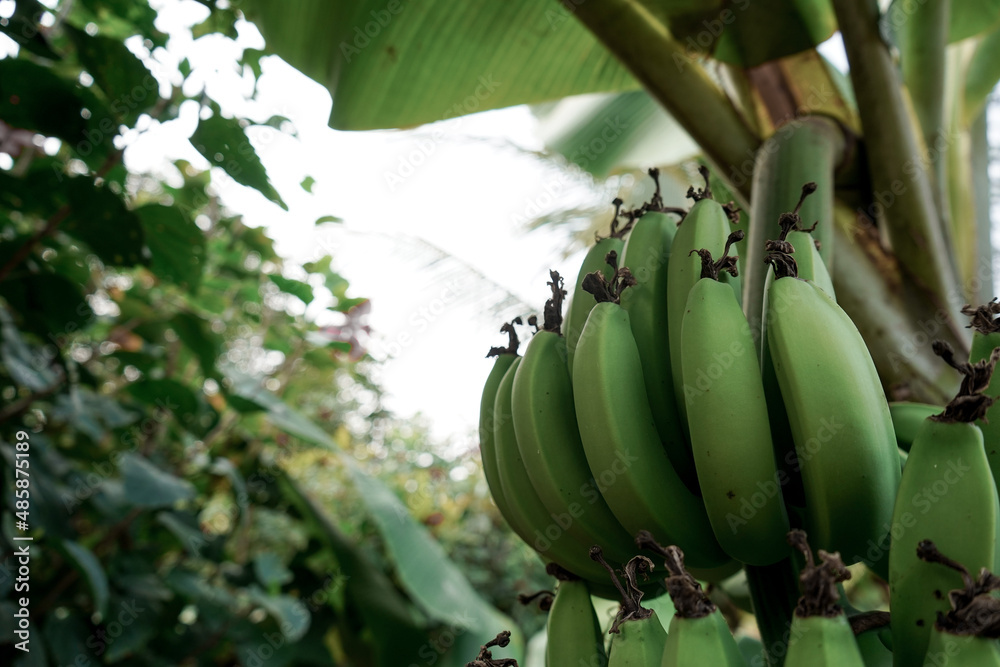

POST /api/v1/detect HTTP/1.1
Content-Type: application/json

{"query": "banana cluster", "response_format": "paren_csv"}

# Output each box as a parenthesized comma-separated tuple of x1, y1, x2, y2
(478, 167, 1000, 667)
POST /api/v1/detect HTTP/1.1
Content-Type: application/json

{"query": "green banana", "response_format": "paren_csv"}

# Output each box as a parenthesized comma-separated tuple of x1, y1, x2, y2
(964, 299, 1000, 487)
(479, 320, 521, 528)
(915, 540, 1000, 667)
(545, 570, 608, 667)
(923, 633, 1000, 667)
(565, 199, 628, 377)
(889, 401, 944, 452)
(637, 533, 746, 667)
(591, 550, 669, 667)
(492, 355, 612, 584)
(783, 530, 865, 667)
(620, 205, 697, 487)
(889, 345, 1000, 667)
(764, 248, 899, 569)
(511, 274, 642, 567)
(573, 261, 730, 569)
(758, 183, 833, 510)
(855, 628, 894, 667)
(681, 232, 790, 566)
(667, 166, 739, 436)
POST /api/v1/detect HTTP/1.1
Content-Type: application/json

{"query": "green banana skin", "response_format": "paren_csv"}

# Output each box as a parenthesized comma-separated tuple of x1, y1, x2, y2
(566, 236, 624, 377)
(681, 277, 790, 566)
(479, 353, 520, 528)
(766, 277, 900, 568)
(784, 614, 865, 667)
(922, 630, 1000, 667)
(545, 578, 608, 667)
(889, 419, 1000, 667)
(574, 301, 731, 569)
(969, 330, 1000, 487)
(512, 331, 641, 567)
(620, 210, 697, 488)
(855, 628, 894, 667)
(667, 197, 733, 437)
(608, 611, 668, 667)
(661, 612, 746, 667)
(889, 402, 944, 452)
(492, 357, 614, 584)
(758, 231, 834, 510)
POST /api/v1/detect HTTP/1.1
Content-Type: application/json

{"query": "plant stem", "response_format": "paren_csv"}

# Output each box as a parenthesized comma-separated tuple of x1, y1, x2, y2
(559, 0, 760, 201)
(745, 558, 802, 667)
(970, 107, 994, 305)
(831, 0, 967, 349)
(896, 0, 950, 220)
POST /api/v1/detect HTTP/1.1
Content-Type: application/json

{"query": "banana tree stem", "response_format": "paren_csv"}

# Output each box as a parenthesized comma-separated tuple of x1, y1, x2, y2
(559, 0, 760, 202)
(831, 0, 967, 350)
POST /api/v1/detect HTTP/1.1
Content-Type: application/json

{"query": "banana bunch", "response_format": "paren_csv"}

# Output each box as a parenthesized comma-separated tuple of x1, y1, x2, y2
(475, 165, 1000, 663)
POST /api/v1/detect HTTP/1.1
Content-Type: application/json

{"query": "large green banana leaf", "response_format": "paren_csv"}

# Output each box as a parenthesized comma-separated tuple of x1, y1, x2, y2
(240, 0, 638, 130)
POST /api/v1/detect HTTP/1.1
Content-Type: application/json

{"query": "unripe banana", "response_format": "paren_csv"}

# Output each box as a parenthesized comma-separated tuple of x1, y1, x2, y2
(565, 201, 628, 377)
(667, 167, 739, 436)
(759, 184, 833, 509)
(783, 530, 865, 667)
(513, 271, 645, 568)
(591, 550, 668, 667)
(765, 261, 899, 569)
(964, 299, 1000, 487)
(480, 321, 521, 527)
(573, 265, 729, 569)
(636, 534, 746, 667)
(620, 207, 696, 487)
(889, 401, 943, 452)
(923, 632, 1000, 667)
(545, 572, 608, 667)
(681, 234, 790, 566)
(915, 540, 1000, 667)
(889, 348, 1000, 667)
(492, 356, 613, 584)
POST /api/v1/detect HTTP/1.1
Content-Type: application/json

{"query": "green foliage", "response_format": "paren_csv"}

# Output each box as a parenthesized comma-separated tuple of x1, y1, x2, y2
(0, 2, 538, 665)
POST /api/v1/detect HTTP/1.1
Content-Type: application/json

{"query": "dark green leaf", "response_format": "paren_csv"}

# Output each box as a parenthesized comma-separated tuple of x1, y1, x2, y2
(0, 309, 60, 391)
(0, 272, 94, 339)
(64, 177, 146, 267)
(190, 110, 287, 209)
(349, 467, 523, 657)
(120, 452, 196, 508)
(709, 0, 837, 67)
(254, 552, 294, 590)
(102, 597, 158, 662)
(156, 511, 209, 555)
(74, 0, 164, 45)
(248, 586, 311, 642)
(43, 612, 89, 667)
(126, 378, 219, 436)
(278, 475, 434, 667)
(225, 372, 336, 448)
(167, 311, 220, 378)
(0, 0, 61, 60)
(242, 0, 637, 130)
(948, 0, 1000, 42)
(270, 275, 314, 305)
(0, 58, 115, 165)
(66, 25, 156, 125)
(60, 539, 110, 618)
(314, 215, 343, 225)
